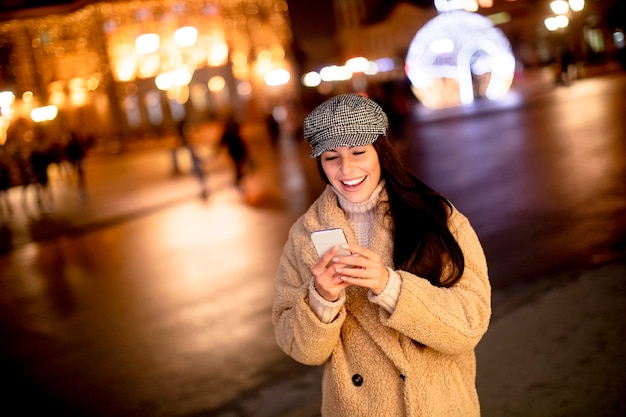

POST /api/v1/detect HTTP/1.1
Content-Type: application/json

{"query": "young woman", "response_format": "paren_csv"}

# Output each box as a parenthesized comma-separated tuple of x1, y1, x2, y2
(272, 93, 491, 416)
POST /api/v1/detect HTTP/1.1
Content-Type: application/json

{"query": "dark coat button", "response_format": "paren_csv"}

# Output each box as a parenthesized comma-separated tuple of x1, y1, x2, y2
(400, 373, 406, 381)
(352, 374, 364, 387)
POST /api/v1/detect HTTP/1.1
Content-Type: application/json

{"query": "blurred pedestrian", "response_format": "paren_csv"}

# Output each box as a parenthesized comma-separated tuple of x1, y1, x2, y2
(272, 94, 491, 416)
(5, 120, 34, 211)
(558, 46, 575, 86)
(0, 147, 12, 216)
(29, 135, 54, 212)
(265, 110, 280, 148)
(220, 116, 249, 186)
(177, 119, 208, 200)
(65, 131, 87, 201)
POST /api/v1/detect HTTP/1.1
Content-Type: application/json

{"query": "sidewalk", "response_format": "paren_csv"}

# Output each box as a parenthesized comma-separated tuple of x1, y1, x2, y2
(477, 258, 626, 417)
(0, 147, 210, 252)
(0, 120, 289, 253)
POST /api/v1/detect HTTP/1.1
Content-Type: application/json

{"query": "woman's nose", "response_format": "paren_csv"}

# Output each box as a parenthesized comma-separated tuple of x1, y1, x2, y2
(340, 159, 354, 174)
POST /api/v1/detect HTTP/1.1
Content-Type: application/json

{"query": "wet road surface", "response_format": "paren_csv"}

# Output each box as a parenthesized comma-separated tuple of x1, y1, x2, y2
(405, 71, 626, 288)
(0, 68, 624, 416)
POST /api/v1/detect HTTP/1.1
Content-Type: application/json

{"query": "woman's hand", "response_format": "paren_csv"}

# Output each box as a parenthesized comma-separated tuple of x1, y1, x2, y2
(311, 245, 351, 301)
(332, 244, 389, 295)
(312, 244, 390, 300)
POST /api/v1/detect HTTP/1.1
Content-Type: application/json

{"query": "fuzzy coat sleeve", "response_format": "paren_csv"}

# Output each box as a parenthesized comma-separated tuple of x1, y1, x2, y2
(272, 186, 355, 365)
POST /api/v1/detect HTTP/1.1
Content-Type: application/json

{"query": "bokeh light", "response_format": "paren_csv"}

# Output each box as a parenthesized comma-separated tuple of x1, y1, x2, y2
(405, 9, 515, 109)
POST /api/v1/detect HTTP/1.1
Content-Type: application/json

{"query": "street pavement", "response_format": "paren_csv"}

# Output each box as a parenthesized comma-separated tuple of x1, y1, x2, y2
(0, 66, 625, 416)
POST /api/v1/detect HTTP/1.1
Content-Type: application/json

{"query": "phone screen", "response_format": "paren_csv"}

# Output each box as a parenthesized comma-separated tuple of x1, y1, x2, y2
(311, 228, 350, 257)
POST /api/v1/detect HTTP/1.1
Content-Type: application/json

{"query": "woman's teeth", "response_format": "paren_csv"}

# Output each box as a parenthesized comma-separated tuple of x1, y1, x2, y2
(342, 176, 366, 186)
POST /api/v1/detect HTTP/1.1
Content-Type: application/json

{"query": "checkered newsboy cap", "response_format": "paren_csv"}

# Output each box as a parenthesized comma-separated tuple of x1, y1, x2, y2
(303, 93, 388, 158)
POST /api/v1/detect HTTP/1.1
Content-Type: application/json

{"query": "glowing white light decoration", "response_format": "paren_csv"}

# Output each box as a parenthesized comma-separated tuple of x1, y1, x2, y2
(555, 14, 569, 28)
(550, 0, 569, 15)
(405, 6, 515, 108)
(0, 91, 15, 146)
(434, 0, 465, 12)
(264, 68, 290, 86)
(375, 57, 395, 72)
(207, 41, 229, 66)
(0, 91, 15, 119)
(302, 71, 321, 87)
(208, 75, 226, 92)
(319, 65, 352, 82)
(173, 26, 198, 48)
(364, 61, 378, 75)
(345, 57, 370, 73)
(155, 66, 193, 91)
(30, 105, 58, 122)
(569, 0, 584, 12)
(614, 30, 625, 49)
(135, 33, 160, 55)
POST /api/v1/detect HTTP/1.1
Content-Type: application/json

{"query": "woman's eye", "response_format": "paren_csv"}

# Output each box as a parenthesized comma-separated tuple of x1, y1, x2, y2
(323, 156, 338, 161)
(353, 150, 365, 156)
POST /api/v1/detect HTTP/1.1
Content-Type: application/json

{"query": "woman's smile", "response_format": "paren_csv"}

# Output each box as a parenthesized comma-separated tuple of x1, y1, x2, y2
(341, 175, 367, 187)
(321, 145, 381, 204)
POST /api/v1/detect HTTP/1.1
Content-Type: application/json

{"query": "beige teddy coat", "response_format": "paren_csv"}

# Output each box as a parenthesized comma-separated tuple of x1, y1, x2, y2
(272, 185, 491, 417)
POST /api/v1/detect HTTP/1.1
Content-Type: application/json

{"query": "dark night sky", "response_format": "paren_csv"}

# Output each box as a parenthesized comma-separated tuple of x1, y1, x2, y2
(287, 0, 433, 40)
(287, 0, 337, 39)
(0, 0, 76, 11)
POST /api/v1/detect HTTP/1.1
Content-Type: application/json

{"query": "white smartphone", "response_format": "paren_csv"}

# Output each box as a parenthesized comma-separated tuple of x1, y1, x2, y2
(311, 228, 350, 258)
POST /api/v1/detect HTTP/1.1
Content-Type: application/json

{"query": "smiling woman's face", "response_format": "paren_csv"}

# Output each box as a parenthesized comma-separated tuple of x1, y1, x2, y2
(320, 144, 381, 204)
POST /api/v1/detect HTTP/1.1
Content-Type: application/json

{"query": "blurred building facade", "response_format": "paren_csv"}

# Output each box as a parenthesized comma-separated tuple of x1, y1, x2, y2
(0, 0, 297, 147)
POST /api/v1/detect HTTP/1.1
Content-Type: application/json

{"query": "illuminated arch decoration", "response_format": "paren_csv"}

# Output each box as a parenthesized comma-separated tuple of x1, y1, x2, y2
(405, 0, 515, 109)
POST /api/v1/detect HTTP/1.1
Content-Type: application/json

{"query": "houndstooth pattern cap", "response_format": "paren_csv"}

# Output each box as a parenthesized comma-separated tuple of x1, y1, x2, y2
(303, 93, 388, 158)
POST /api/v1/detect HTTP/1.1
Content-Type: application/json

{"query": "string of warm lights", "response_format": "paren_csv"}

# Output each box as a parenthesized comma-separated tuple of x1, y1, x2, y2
(0, 0, 296, 141)
(544, 0, 585, 31)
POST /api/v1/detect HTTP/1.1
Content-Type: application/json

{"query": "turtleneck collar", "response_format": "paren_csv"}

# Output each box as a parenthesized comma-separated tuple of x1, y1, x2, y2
(332, 180, 386, 214)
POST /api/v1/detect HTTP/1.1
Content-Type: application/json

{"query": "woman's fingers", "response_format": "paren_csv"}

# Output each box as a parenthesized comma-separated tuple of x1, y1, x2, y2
(313, 243, 389, 295)
(340, 243, 376, 259)
(332, 244, 389, 293)
(311, 246, 352, 301)
(312, 245, 337, 270)
(332, 251, 379, 273)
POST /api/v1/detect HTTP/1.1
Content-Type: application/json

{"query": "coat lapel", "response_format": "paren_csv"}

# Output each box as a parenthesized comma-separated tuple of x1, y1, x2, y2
(344, 203, 413, 370)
